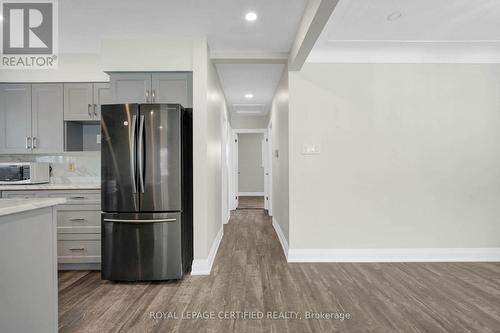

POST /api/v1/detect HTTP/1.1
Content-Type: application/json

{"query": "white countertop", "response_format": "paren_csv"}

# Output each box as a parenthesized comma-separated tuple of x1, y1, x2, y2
(0, 198, 67, 217)
(0, 183, 100, 191)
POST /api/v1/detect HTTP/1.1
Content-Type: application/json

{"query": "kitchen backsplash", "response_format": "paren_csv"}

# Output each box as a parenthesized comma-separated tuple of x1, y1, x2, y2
(0, 153, 100, 184)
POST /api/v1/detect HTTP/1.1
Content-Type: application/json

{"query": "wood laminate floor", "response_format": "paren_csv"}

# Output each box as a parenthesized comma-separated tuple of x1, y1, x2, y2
(238, 196, 265, 209)
(59, 209, 500, 332)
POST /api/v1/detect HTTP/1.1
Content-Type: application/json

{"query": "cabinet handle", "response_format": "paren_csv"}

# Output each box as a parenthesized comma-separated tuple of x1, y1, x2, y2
(93, 104, 97, 117)
(32, 137, 37, 149)
(152, 90, 156, 103)
(69, 248, 85, 251)
(69, 218, 87, 222)
(146, 90, 150, 103)
(88, 104, 92, 116)
(69, 196, 86, 200)
(25, 137, 31, 149)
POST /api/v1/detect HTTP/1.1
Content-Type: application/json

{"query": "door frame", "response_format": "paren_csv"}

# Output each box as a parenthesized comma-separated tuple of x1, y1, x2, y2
(232, 128, 269, 210)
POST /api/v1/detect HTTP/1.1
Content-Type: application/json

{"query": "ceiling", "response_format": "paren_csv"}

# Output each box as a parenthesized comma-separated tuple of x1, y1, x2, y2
(216, 63, 285, 116)
(308, 0, 500, 62)
(58, 0, 308, 54)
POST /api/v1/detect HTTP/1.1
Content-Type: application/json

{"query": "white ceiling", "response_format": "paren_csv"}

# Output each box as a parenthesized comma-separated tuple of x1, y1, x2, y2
(58, 0, 307, 54)
(308, 0, 500, 62)
(216, 64, 285, 116)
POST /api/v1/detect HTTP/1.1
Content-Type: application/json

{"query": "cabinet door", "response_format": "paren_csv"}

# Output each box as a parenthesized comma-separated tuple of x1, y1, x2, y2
(109, 73, 151, 103)
(92, 83, 111, 121)
(0, 84, 32, 154)
(63, 83, 93, 121)
(152, 73, 192, 107)
(31, 84, 64, 153)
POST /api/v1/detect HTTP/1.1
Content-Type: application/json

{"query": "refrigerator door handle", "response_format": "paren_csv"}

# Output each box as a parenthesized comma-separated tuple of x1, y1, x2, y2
(103, 218, 177, 223)
(138, 115, 145, 193)
(130, 115, 138, 193)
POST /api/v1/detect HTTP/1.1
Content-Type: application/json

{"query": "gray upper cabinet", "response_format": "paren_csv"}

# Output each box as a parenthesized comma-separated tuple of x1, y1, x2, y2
(152, 73, 192, 107)
(0, 84, 32, 154)
(31, 84, 64, 154)
(93, 83, 112, 121)
(64, 83, 111, 121)
(109, 72, 192, 107)
(110, 73, 151, 103)
(64, 83, 94, 121)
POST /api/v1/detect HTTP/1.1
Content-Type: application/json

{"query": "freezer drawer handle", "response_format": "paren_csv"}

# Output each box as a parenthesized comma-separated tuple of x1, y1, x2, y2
(103, 218, 177, 223)
(69, 218, 87, 222)
(69, 196, 86, 200)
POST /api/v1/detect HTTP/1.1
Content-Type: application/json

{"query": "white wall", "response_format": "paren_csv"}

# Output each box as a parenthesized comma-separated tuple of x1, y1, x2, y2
(238, 134, 264, 193)
(192, 39, 229, 267)
(289, 63, 500, 250)
(230, 114, 269, 129)
(270, 70, 290, 243)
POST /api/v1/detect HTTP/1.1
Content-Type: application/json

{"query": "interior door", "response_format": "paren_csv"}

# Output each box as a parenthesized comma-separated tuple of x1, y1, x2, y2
(139, 104, 182, 212)
(101, 104, 139, 212)
(31, 84, 64, 154)
(0, 84, 32, 154)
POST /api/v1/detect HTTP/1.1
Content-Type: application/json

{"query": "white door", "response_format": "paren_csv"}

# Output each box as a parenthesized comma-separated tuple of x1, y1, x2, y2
(232, 132, 239, 209)
(262, 135, 269, 210)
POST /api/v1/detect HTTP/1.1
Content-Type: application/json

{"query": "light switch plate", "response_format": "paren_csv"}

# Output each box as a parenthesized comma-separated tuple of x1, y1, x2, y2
(302, 144, 321, 155)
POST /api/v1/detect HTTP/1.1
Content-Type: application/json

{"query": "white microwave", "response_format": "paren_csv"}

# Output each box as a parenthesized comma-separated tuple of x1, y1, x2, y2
(0, 162, 50, 184)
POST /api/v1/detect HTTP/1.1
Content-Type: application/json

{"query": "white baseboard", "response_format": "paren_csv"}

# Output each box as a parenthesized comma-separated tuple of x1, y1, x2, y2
(238, 192, 264, 196)
(191, 227, 224, 275)
(272, 218, 289, 260)
(287, 248, 500, 263)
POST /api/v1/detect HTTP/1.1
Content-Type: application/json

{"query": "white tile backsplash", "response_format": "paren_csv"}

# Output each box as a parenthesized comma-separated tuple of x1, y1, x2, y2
(0, 152, 100, 184)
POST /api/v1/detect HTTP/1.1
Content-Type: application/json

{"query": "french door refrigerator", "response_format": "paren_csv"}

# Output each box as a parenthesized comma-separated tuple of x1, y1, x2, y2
(101, 104, 193, 281)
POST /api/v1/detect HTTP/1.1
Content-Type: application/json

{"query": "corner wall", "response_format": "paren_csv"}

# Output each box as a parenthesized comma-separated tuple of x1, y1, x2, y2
(288, 64, 500, 256)
(270, 69, 290, 248)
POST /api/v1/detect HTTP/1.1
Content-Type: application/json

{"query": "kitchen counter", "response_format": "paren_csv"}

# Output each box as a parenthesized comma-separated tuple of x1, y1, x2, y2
(0, 198, 62, 332)
(0, 198, 67, 216)
(0, 183, 100, 191)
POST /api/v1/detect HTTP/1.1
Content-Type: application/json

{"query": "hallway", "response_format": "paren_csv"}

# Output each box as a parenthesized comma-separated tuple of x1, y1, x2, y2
(58, 209, 500, 332)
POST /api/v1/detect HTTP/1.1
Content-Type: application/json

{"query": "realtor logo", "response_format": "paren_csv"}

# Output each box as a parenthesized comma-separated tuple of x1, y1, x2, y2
(1, 0, 58, 68)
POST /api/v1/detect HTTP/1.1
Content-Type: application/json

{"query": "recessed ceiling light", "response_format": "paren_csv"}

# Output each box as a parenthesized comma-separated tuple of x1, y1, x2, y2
(244, 93, 254, 99)
(387, 11, 402, 21)
(245, 12, 257, 22)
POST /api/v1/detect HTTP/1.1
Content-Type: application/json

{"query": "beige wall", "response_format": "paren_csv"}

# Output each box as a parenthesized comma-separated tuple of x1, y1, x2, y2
(270, 69, 290, 242)
(289, 63, 500, 249)
(230, 114, 269, 129)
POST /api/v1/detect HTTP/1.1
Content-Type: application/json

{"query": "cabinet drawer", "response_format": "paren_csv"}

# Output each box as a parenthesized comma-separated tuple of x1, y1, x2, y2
(57, 209, 100, 234)
(1, 191, 47, 199)
(47, 191, 100, 204)
(57, 234, 101, 264)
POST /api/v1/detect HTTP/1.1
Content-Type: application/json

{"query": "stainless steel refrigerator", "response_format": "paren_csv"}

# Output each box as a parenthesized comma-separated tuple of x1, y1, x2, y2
(100, 104, 193, 281)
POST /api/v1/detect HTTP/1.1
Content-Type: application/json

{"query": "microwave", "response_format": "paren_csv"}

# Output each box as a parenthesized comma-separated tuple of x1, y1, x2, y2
(0, 162, 50, 184)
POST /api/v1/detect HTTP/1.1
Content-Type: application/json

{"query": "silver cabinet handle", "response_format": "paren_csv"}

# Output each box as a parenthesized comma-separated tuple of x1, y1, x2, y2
(152, 90, 156, 103)
(69, 248, 85, 251)
(32, 137, 37, 149)
(69, 196, 86, 200)
(88, 103, 92, 116)
(103, 218, 177, 223)
(25, 137, 31, 149)
(130, 114, 137, 194)
(93, 104, 97, 117)
(138, 115, 145, 193)
(145, 90, 150, 103)
(69, 218, 87, 222)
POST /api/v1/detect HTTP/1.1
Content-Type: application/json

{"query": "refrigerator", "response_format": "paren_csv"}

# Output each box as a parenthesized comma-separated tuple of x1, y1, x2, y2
(100, 104, 193, 281)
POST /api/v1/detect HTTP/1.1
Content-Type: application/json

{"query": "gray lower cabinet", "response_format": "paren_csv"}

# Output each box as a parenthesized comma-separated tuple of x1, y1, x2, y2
(1, 189, 101, 270)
